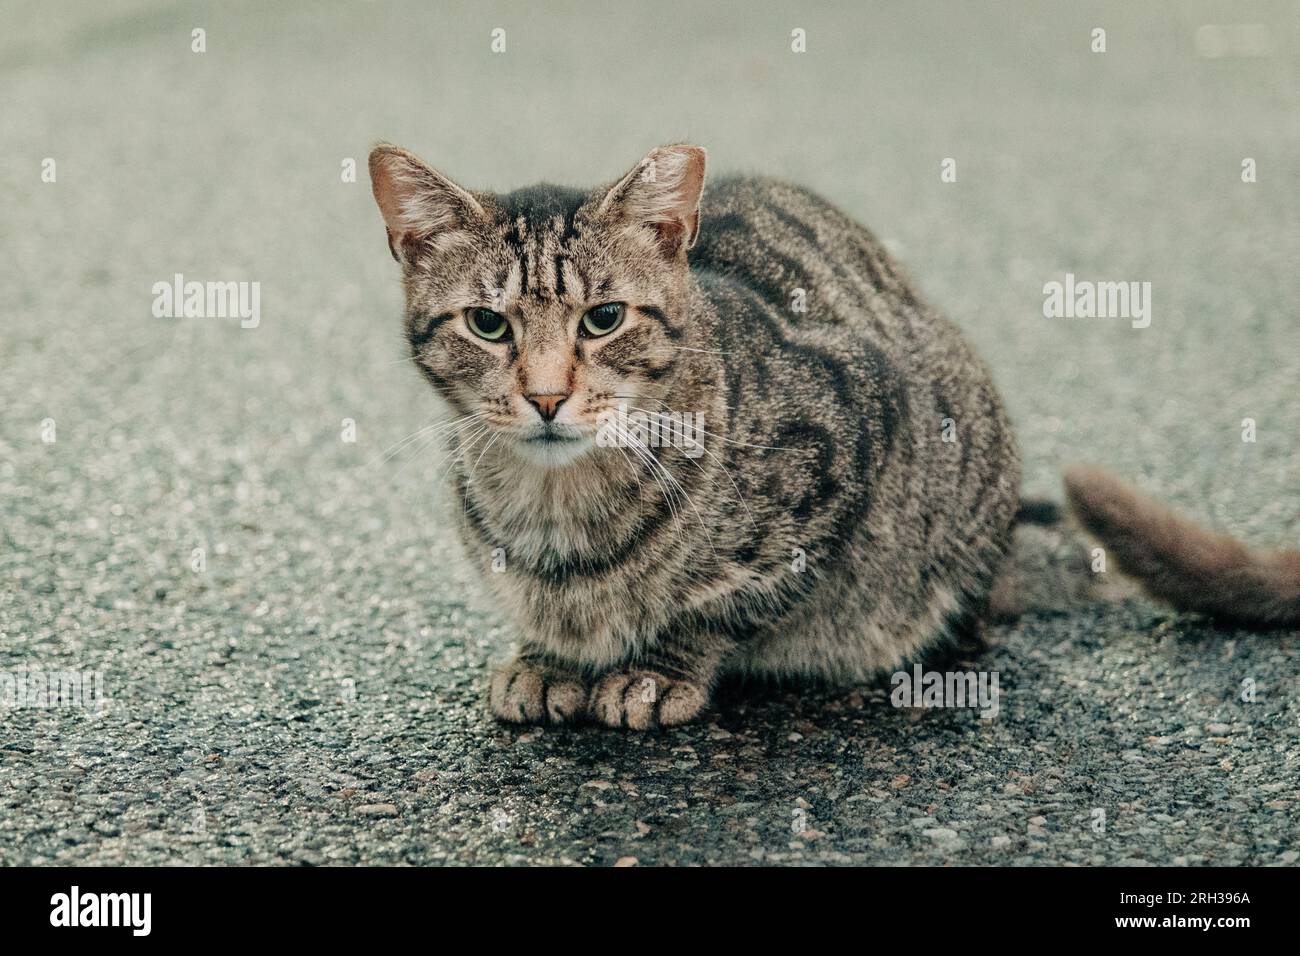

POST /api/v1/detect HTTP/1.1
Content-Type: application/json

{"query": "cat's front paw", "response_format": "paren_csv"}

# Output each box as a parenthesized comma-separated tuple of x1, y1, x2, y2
(489, 658, 588, 725)
(589, 671, 708, 730)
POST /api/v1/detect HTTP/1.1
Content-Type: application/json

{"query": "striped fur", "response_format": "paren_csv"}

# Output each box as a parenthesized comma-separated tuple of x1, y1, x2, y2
(370, 144, 1021, 728)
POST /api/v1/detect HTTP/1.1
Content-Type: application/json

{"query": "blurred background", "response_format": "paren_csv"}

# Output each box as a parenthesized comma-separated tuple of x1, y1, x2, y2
(1, 1, 1297, 865)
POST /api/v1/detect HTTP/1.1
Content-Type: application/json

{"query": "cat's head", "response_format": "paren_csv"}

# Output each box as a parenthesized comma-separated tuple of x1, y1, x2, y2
(369, 143, 707, 468)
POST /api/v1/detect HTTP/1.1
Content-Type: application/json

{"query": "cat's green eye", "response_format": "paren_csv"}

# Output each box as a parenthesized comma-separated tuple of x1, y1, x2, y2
(467, 307, 509, 341)
(581, 302, 625, 338)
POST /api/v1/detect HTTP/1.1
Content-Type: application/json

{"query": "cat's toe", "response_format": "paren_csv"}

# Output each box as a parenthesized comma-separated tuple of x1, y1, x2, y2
(589, 671, 707, 730)
(542, 677, 588, 723)
(655, 679, 709, 726)
(489, 659, 587, 725)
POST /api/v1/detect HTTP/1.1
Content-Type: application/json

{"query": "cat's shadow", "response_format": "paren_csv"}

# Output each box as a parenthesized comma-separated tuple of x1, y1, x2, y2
(705, 631, 1006, 735)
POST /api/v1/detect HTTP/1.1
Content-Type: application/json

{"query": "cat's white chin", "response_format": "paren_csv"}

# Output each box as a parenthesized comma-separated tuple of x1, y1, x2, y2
(510, 434, 595, 468)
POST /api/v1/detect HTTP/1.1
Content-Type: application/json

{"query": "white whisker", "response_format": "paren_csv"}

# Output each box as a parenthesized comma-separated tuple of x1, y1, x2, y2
(615, 424, 716, 557)
(369, 411, 485, 469)
(621, 404, 760, 536)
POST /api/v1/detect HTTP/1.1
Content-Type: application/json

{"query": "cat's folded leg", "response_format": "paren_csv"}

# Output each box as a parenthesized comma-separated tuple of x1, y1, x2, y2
(488, 647, 589, 725)
(588, 634, 731, 730)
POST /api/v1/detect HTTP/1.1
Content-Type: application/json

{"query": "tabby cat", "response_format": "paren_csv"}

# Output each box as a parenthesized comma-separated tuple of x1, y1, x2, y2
(368, 143, 1300, 729)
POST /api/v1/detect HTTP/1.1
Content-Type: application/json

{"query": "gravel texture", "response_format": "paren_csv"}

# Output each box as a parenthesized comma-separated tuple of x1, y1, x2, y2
(2, 1, 1297, 865)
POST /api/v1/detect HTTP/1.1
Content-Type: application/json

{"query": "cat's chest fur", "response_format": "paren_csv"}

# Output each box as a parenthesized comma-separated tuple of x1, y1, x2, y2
(453, 442, 738, 668)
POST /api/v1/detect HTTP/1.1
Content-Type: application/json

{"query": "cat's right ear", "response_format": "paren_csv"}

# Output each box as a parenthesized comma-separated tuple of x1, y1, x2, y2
(368, 144, 486, 263)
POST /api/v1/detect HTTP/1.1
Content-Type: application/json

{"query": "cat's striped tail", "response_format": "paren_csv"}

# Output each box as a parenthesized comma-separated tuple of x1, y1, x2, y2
(1063, 465, 1300, 628)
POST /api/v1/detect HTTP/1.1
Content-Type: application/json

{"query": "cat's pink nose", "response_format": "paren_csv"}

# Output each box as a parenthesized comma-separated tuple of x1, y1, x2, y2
(526, 393, 569, 421)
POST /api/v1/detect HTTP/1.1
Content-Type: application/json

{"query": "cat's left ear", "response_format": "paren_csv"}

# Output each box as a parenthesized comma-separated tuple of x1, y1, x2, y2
(596, 144, 707, 257)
